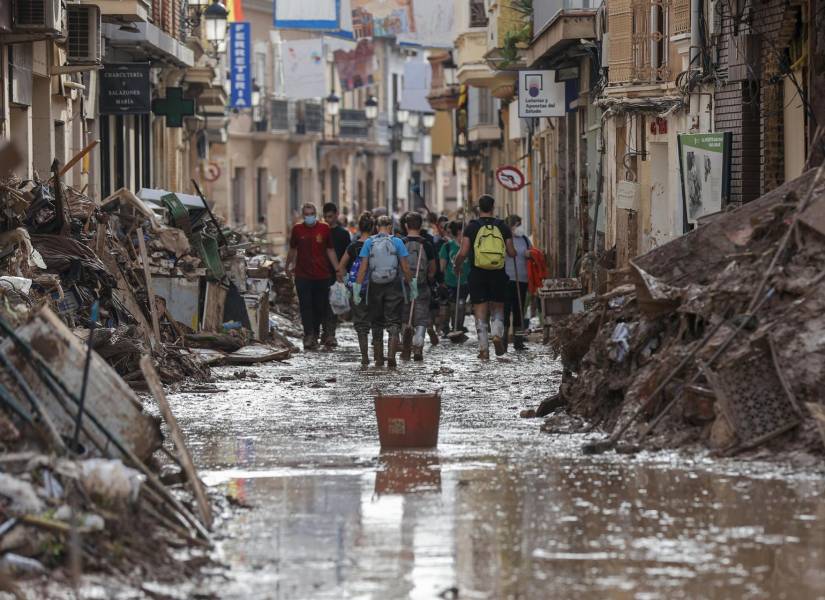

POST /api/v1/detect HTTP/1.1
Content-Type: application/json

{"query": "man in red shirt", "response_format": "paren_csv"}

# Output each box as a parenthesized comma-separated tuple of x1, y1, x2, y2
(286, 203, 339, 350)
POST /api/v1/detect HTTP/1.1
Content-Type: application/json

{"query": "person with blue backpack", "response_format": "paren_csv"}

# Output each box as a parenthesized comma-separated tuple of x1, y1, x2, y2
(353, 215, 413, 368)
(336, 212, 376, 365)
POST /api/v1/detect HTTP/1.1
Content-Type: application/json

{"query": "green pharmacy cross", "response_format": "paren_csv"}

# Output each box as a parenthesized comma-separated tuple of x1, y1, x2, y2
(152, 87, 195, 128)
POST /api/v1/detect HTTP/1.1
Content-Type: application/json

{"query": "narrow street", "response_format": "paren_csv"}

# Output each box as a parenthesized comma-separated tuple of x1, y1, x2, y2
(168, 326, 825, 600)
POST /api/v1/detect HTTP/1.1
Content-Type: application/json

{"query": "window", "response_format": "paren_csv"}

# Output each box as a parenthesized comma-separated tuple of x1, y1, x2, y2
(289, 169, 301, 217)
(256, 168, 267, 225)
(232, 167, 246, 226)
(469, 0, 488, 28)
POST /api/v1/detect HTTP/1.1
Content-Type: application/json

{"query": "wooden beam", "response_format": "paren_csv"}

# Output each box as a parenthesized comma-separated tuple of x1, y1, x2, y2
(137, 226, 162, 344)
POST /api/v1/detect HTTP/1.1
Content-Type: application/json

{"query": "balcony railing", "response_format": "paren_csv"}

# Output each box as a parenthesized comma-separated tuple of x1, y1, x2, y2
(339, 109, 369, 138)
(534, 0, 598, 34)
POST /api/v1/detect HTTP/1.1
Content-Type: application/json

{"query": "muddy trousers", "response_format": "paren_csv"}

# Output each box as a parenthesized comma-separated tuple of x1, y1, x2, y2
(368, 281, 404, 366)
(401, 286, 431, 360)
(503, 281, 528, 347)
(295, 277, 331, 340)
(351, 297, 371, 364)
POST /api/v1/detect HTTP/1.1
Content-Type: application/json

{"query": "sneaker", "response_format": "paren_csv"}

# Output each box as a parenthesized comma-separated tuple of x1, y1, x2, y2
(492, 336, 506, 356)
(478, 350, 490, 360)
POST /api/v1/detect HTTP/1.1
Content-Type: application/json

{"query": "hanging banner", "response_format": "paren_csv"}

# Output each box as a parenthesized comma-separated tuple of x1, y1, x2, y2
(100, 63, 151, 114)
(282, 38, 326, 99)
(398, 0, 454, 48)
(352, 0, 415, 38)
(678, 132, 732, 229)
(229, 22, 252, 109)
(333, 39, 375, 91)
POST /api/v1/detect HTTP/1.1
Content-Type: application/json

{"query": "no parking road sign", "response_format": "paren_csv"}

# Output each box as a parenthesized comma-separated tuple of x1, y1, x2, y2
(496, 165, 527, 192)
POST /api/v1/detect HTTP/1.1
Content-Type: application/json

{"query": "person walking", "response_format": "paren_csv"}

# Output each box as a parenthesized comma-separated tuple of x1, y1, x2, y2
(400, 212, 437, 362)
(354, 215, 412, 368)
(453, 195, 516, 359)
(286, 203, 340, 351)
(322, 202, 353, 347)
(337, 211, 375, 365)
(439, 220, 470, 334)
(504, 214, 530, 352)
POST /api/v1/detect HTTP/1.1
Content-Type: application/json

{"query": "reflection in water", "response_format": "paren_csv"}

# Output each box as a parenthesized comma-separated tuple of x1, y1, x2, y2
(166, 327, 825, 599)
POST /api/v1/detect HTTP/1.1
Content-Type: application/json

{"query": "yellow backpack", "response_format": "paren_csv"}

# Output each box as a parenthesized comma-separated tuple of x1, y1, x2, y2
(473, 223, 506, 270)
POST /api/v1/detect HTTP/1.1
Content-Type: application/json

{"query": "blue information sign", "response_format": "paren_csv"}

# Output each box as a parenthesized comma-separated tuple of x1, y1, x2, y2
(229, 22, 251, 109)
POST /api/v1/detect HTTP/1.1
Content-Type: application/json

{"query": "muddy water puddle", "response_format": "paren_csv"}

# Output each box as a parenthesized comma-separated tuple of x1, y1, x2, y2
(168, 327, 825, 599)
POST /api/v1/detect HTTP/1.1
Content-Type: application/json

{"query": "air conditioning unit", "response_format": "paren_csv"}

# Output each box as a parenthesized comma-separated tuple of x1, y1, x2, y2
(12, 0, 66, 36)
(67, 5, 101, 64)
(708, 0, 722, 37)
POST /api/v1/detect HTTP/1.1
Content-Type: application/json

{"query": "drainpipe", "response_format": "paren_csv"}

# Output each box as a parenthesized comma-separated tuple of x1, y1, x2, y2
(689, 0, 702, 129)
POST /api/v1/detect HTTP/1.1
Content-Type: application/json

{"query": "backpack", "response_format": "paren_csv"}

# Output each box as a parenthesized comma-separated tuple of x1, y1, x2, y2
(369, 234, 399, 284)
(473, 221, 507, 270)
(404, 238, 425, 279)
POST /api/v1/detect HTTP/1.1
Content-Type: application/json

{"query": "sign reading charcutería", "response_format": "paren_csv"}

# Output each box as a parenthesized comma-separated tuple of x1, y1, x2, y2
(229, 22, 252, 109)
(517, 70, 565, 118)
(496, 165, 527, 192)
(100, 63, 151, 114)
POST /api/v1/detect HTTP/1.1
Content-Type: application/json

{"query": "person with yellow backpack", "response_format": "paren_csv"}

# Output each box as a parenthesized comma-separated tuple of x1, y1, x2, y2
(452, 195, 517, 359)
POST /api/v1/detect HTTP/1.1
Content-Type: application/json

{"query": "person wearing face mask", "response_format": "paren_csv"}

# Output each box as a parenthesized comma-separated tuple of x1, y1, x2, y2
(504, 214, 531, 351)
(286, 203, 340, 351)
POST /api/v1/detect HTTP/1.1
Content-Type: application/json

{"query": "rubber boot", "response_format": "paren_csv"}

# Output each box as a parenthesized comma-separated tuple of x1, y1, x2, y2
(373, 329, 384, 367)
(457, 302, 468, 333)
(401, 326, 413, 361)
(413, 325, 426, 361)
(428, 325, 439, 346)
(491, 314, 506, 356)
(438, 304, 450, 335)
(358, 333, 370, 365)
(387, 328, 399, 368)
(476, 319, 490, 360)
(514, 335, 527, 351)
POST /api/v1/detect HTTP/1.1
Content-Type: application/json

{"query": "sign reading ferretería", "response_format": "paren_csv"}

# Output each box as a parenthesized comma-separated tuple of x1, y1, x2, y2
(100, 63, 151, 114)
(517, 70, 565, 118)
(229, 22, 251, 109)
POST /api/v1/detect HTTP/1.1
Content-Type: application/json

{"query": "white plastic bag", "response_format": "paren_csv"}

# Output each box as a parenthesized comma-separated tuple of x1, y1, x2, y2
(329, 281, 351, 316)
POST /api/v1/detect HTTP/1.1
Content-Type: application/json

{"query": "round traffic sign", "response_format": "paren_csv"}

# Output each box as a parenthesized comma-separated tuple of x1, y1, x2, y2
(204, 161, 221, 182)
(495, 165, 526, 192)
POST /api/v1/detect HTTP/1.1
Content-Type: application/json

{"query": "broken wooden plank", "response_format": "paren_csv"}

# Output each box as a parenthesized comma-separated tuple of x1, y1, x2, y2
(140, 356, 212, 530)
(137, 227, 162, 344)
(223, 344, 290, 366)
(0, 307, 162, 462)
(202, 282, 227, 333)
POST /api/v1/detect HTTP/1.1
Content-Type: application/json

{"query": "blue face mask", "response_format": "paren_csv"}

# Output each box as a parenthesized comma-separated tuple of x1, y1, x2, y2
(304, 215, 317, 226)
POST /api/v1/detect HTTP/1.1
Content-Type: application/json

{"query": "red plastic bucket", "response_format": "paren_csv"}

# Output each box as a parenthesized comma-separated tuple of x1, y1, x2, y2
(374, 392, 441, 448)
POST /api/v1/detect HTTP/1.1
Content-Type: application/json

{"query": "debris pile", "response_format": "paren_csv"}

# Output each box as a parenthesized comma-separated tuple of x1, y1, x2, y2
(0, 166, 301, 590)
(545, 167, 825, 457)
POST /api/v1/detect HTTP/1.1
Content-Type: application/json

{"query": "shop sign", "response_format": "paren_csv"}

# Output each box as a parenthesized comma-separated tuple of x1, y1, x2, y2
(517, 70, 565, 118)
(229, 22, 252, 109)
(678, 132, 733, 229)
(100, 63, 151, 114)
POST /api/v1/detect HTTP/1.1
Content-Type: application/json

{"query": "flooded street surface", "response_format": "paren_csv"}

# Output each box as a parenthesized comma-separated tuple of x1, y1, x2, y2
(168, 326, 825, 599)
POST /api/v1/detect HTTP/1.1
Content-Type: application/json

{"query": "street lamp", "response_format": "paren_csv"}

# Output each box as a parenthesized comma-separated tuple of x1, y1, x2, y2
(204, 0, 228, 46)
(396, 107, 409, 124)
(189, 0, 209, 6)
(326, 92, 340, 116)
(422, 112, 436, 129)
(365, 95, 378, 120)
(407, 112, 420, 128)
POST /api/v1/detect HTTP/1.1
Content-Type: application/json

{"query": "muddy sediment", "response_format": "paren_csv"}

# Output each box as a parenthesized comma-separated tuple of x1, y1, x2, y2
(161, 326, 825, 599)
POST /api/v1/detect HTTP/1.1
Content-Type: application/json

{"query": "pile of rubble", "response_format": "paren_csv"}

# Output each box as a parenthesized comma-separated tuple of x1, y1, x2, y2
(543, 167, 825, 457)
(0, 163, 301, 591)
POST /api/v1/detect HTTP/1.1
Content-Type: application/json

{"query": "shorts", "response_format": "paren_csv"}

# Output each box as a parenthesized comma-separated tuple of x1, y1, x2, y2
(468, 268, 509, 305)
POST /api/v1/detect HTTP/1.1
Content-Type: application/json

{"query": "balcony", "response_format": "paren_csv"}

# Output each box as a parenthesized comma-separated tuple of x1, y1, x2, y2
(523, 0, 598, 67)
(260, 100, 323, 136)
(467, 86, 500, 143)
(81, 0, 150, 23)
(427, 52, 460, 111)
(338, 109, 369, 139)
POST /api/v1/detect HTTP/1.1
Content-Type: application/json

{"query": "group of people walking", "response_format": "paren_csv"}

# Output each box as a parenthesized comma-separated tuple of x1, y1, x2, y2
(284, 195, 534, 366)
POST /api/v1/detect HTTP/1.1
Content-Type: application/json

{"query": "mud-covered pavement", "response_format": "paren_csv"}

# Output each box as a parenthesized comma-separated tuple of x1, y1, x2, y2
(167, 326, 825, 599)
